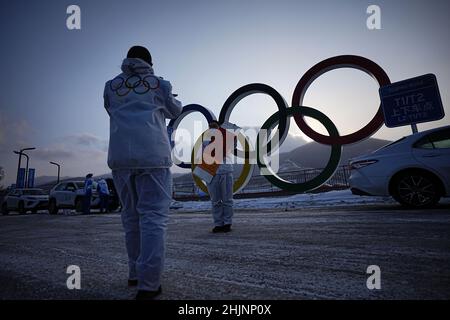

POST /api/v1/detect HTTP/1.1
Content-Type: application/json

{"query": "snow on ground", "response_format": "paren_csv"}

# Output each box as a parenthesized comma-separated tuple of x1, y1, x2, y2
(38, 189, 448, 214)
(174, 189, 397, 212)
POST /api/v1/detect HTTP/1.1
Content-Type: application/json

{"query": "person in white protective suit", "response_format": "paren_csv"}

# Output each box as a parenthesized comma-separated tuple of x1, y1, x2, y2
(103, 45, 182, 300)
(97, 178, 110, 213)
(205, 121, 237, 233)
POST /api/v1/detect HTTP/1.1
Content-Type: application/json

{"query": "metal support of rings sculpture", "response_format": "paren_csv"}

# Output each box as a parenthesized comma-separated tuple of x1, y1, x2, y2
(167, 55, 391, 194)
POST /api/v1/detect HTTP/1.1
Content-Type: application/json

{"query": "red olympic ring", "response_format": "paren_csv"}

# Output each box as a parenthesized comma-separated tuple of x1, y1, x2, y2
(292, 55, 391, 145)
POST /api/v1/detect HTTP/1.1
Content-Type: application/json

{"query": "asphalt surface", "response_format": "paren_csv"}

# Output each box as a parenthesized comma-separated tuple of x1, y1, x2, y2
(1, 203, 450, 300)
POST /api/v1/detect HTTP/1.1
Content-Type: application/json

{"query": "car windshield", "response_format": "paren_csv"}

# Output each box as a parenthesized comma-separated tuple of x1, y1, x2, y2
(377, 137, 406, 151)
(75, 182, 85, 189)
(22, 189, 46, 195)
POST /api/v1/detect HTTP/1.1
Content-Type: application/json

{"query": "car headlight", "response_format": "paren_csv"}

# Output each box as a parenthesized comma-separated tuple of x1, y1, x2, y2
(350, 159, 378, 170)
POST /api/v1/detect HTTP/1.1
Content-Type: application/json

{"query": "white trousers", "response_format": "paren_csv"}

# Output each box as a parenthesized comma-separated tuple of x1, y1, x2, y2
(112, 168, 172, 291)
(207, 172, 234, 226)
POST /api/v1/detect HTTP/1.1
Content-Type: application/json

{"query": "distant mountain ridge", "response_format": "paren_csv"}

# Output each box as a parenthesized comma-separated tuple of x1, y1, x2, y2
(279, 137, 391, 170)
(34, 175, 72, 186)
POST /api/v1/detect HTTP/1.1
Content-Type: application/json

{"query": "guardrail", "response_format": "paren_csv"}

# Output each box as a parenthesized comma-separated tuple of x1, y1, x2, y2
(173, 166, 351, 200)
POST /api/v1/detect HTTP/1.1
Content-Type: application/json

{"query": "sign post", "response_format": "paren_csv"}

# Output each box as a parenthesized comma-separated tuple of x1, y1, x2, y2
(17, 168, 26, 189)
(27, 168, 35, 188)
(379, 74, 445, 133)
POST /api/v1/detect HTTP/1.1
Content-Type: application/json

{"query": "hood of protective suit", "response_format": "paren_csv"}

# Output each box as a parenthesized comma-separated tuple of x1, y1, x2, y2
(121, 58, 154, 75)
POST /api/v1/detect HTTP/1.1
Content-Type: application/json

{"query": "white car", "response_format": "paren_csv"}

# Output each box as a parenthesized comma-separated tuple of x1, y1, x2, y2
(48, 179, 120, 214)
(349, 125, 450, 208)
(1, 188, 49, 215)
(48, 181, 88, 214)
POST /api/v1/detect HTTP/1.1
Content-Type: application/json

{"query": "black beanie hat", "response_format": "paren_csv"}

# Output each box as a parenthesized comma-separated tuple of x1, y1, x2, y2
(127, 46, 153, 66)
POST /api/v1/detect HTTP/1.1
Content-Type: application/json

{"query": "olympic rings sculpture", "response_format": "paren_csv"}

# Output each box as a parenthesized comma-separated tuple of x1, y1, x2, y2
(110, 74, 160, 96)
(167, 55, 391, 194)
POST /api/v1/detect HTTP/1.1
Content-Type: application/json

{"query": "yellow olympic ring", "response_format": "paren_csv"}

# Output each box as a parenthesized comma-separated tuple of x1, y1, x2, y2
(190, 130, 254, 195)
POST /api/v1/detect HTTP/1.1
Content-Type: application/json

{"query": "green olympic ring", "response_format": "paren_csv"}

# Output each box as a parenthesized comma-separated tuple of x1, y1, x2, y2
(257, 106, 342, 193)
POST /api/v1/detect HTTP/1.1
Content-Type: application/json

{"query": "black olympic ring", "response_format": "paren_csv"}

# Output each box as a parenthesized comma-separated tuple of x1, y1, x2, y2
(219, 83, 290, 159)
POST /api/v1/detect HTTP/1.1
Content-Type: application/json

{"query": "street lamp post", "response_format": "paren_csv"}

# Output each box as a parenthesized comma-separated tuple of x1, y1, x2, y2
(14, 151, 29, 187)
(15, 153, 22, 187)
(49, 161, 61, 184)
(23, 153, 29, 187)
(14, 147, 35, 188)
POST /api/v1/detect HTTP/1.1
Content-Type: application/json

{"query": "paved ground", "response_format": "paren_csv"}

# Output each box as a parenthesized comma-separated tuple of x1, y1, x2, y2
(1, 203, 450, 300)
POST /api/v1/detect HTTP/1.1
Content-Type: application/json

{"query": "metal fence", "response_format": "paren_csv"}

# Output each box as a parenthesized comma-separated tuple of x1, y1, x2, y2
(173, 165, 351, 199)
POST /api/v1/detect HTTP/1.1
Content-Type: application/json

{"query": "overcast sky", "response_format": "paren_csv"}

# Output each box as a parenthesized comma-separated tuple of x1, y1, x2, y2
(0, 0, 449, 186)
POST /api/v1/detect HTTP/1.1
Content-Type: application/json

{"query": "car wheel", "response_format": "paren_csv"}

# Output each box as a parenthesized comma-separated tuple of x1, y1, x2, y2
(48, 199, 59, 215)
(75, 198, 83, 213)
(1, 203, 8, 215)
(31, 208, 38, 214)
(392, 171, 441, 208)
(18, 201, 26, 214)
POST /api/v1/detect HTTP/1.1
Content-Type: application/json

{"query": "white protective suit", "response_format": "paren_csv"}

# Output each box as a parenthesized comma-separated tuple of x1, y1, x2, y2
(97, 178, 110, 195)
(103, 57, 182, 291)
(205, 126, 236, 227)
